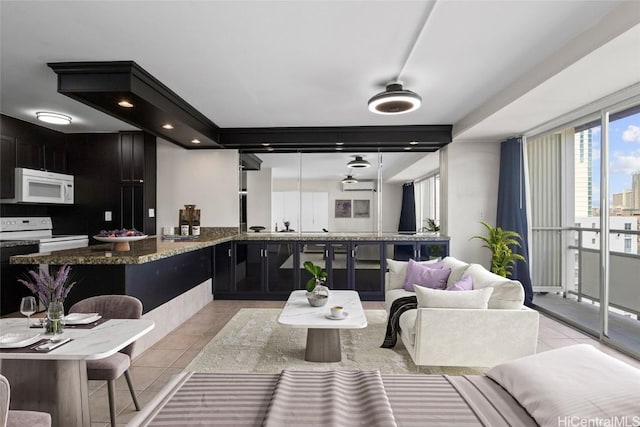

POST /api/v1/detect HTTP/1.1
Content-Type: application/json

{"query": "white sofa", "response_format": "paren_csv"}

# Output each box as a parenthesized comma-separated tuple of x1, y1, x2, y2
(385, 256, 539, 368)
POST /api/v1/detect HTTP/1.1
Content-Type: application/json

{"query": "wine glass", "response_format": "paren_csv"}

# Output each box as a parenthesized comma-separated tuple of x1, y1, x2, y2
(20, 296, 36, 329)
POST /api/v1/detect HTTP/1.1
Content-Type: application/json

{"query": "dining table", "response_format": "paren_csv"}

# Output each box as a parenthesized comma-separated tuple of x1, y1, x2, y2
(0, 317, 154, 427)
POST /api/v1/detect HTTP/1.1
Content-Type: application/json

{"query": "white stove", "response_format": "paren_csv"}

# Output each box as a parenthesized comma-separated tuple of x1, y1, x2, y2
(0, 217, 89, 252)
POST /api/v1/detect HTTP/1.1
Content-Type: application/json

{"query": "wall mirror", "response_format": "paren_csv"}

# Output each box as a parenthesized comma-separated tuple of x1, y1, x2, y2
(240, 151, 439, 234)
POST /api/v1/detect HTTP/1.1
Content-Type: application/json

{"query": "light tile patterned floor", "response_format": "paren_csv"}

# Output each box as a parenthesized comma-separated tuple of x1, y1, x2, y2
(87, 300, 640, 426)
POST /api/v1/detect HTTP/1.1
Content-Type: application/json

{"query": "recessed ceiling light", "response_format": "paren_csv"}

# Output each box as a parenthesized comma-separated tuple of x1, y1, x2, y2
(368, 82, 421, 115)
(267, 147, 275, 152)
(117, 100, 134, 108)
(261, 143, 271, 147)
(347, 155, 371, 168)
(404, 147, 412, 151)
(191, 139, 201, 144)
(335, 147, 343, 151)
(162, 123, 174, 129)
(410, 141, 418, 145)
(336, 142, 344, 146)
(35, 111, 71, 125)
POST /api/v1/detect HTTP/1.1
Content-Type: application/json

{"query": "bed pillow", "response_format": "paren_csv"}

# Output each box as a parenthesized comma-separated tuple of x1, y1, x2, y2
(487, 344, 640, 426)
(386, 258, 442, 290)
(415, 286, 493, 309)
(446, 274, 473, 291)
(402, 261, 450, 291)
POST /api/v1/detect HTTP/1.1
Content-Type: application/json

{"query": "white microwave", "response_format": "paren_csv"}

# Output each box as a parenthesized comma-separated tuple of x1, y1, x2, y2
(5, 168, 74, 204)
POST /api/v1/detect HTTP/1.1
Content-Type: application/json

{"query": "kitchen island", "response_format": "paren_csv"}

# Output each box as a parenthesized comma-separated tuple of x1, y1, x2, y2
(9, 230, 449, 352)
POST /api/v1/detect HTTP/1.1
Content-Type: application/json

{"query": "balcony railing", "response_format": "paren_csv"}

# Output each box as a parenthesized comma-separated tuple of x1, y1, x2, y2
(532, 226, 640, 317)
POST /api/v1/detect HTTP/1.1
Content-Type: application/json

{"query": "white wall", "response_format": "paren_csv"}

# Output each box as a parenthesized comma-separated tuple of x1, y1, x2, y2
(156, 138, 239, 228)
(272, 179, 403, 232)
(442, 139, 501, 265)
(246, 168, 272, 230)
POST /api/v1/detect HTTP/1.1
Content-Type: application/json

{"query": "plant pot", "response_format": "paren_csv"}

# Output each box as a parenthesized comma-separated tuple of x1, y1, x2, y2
(306, 284, 330, 307)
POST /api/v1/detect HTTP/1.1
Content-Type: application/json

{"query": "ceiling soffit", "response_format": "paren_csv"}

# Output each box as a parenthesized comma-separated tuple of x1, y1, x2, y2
(47, 61, 451, 152)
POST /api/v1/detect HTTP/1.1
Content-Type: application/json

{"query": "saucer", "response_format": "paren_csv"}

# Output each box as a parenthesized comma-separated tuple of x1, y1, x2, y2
(325, 311, 349, 320)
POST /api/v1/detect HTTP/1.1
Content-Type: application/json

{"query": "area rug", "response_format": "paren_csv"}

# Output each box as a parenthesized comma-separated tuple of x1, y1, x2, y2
(186, 308, 485, 375)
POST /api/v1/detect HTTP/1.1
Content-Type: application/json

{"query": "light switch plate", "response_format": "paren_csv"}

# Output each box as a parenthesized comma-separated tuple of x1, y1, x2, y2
(149, 208, 155, 218)
(104, 211, 112, 221)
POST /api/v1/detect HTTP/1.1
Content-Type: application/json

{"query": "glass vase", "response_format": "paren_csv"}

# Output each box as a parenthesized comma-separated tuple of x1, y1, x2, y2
(46, 301, 64, 335)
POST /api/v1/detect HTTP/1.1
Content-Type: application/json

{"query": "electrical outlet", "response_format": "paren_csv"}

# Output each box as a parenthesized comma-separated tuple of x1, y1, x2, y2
(104, 211, 112, 221)
(149, 208, 155, 218)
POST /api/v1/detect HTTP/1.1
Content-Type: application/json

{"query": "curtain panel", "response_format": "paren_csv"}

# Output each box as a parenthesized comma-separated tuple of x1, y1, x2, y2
(497, 137, 534, 307)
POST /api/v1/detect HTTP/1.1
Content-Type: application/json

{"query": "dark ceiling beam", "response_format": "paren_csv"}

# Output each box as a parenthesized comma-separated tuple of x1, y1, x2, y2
(48, 61, 223, 149)
(47, 61, 452, 153)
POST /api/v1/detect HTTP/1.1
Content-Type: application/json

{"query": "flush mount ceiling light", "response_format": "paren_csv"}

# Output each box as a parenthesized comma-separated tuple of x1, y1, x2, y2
(117, 100, 134, 108)
(162, 123, 174, 129)
(368, 82, 421, 115)
(35, 111, 72, 125)
(341, 175, 358, 184)
(191, 139, 201, 144)
(347, 155, 371, 168)
(368, 3, 434, 115)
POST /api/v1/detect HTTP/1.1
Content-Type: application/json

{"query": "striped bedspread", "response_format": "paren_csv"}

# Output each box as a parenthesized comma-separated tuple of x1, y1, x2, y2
(263, 370, 396, 427)
(129, 371, 536, 427)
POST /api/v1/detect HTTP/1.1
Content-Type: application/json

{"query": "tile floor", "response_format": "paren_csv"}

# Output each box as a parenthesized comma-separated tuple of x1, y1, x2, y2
(89, 300, 640, 426)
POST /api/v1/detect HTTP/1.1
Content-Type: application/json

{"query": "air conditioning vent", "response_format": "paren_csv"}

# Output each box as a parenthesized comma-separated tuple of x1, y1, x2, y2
(342, 180, 376, 192)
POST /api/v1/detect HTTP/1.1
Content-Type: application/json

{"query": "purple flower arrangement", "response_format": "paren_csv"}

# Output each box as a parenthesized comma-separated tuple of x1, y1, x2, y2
(17, 264, 77, 307)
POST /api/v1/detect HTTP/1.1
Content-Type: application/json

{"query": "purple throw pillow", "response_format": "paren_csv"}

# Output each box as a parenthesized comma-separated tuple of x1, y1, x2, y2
(402, 260, 451, 291)
(446, 274, 473, 291)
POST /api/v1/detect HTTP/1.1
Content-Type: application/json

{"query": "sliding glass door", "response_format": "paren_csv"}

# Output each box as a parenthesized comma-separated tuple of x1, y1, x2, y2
(528, 102, 640, 358)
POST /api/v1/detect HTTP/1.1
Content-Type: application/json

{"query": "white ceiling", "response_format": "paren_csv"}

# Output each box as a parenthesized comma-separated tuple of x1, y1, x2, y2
(1, 1, 639, 180)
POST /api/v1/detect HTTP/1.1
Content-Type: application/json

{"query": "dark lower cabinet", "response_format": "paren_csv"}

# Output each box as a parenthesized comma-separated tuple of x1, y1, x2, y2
(0, 245, 39, 316)
(213, 241, 233, 293)
(214, 239, 449, 301)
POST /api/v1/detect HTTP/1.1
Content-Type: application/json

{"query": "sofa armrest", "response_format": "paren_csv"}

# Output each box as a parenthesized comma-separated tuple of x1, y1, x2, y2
(411, 307, 539, 367)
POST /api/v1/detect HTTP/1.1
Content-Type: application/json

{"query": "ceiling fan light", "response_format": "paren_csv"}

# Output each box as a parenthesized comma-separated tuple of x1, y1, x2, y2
(341, 175, 358, 184)
(368, 82, 421, 115)
(347, 155, 371, 168)
(35, 111, 72, 125)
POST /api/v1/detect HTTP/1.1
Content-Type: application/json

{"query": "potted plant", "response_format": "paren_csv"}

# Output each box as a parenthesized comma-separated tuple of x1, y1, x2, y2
(18, 264, 77, 334)
(303, 261, 329, 306)
(421, 218, 440, 233)
(471, 221, 526, 278)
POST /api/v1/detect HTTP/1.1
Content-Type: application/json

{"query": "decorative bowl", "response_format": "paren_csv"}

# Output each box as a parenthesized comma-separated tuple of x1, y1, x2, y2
(93, 235, 147, 251)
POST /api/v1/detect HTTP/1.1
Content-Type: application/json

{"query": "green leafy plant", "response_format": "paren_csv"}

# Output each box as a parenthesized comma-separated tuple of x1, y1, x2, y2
(421, 218, 440, 232)
(303, 261, 327, 292)
(471, 221, 526, 278)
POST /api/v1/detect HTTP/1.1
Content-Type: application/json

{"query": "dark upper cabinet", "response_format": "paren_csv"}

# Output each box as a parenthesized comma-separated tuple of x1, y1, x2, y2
(15, 138, 67, 173)
(0, 135, 16, 198)
(119, 132, 156, 234)
(120, 132, 145, 183)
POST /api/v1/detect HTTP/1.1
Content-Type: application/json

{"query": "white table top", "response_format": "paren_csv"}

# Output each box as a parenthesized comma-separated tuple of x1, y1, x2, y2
(0, 318, 154, 360)
(278, 290, 367, 329)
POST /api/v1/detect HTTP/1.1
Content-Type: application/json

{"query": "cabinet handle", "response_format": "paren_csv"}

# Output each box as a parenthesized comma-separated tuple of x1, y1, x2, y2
(325, 250, 329, 259)
(228, 249, 231, 257)
(139, 180, 144, 183)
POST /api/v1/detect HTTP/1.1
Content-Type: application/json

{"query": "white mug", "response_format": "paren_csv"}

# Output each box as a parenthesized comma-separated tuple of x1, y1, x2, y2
(330, 306, 344, 318)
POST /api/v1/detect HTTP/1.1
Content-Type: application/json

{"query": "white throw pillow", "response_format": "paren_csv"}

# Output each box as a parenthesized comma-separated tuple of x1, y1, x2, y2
(386, 258, 441, 290)
(441, 256, 470, 286)
(487, 344, 640, 426)
(414, 286, 493, 309)
(464, 264, 524, 309)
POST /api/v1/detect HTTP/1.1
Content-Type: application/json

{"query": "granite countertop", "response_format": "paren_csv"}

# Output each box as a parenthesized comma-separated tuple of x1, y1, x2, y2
(240, 232, 448, 241)
(9, 229, 448, 265)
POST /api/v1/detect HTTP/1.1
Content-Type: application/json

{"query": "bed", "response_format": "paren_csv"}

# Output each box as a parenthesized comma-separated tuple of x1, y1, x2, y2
(128, 345, 640, 427)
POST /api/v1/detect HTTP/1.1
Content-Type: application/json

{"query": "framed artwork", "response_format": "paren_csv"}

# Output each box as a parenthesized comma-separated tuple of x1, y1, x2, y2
(335, 199, 352, 218)
(353, 199, 370, 218)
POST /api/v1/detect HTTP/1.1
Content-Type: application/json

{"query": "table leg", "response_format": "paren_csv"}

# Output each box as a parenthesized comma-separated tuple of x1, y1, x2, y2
(1, 359, 90, 427)
(305, 328, 341, 362)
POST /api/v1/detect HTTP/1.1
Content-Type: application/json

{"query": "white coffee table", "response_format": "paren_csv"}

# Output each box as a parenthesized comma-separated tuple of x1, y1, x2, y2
(278, 290, 367, 362)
